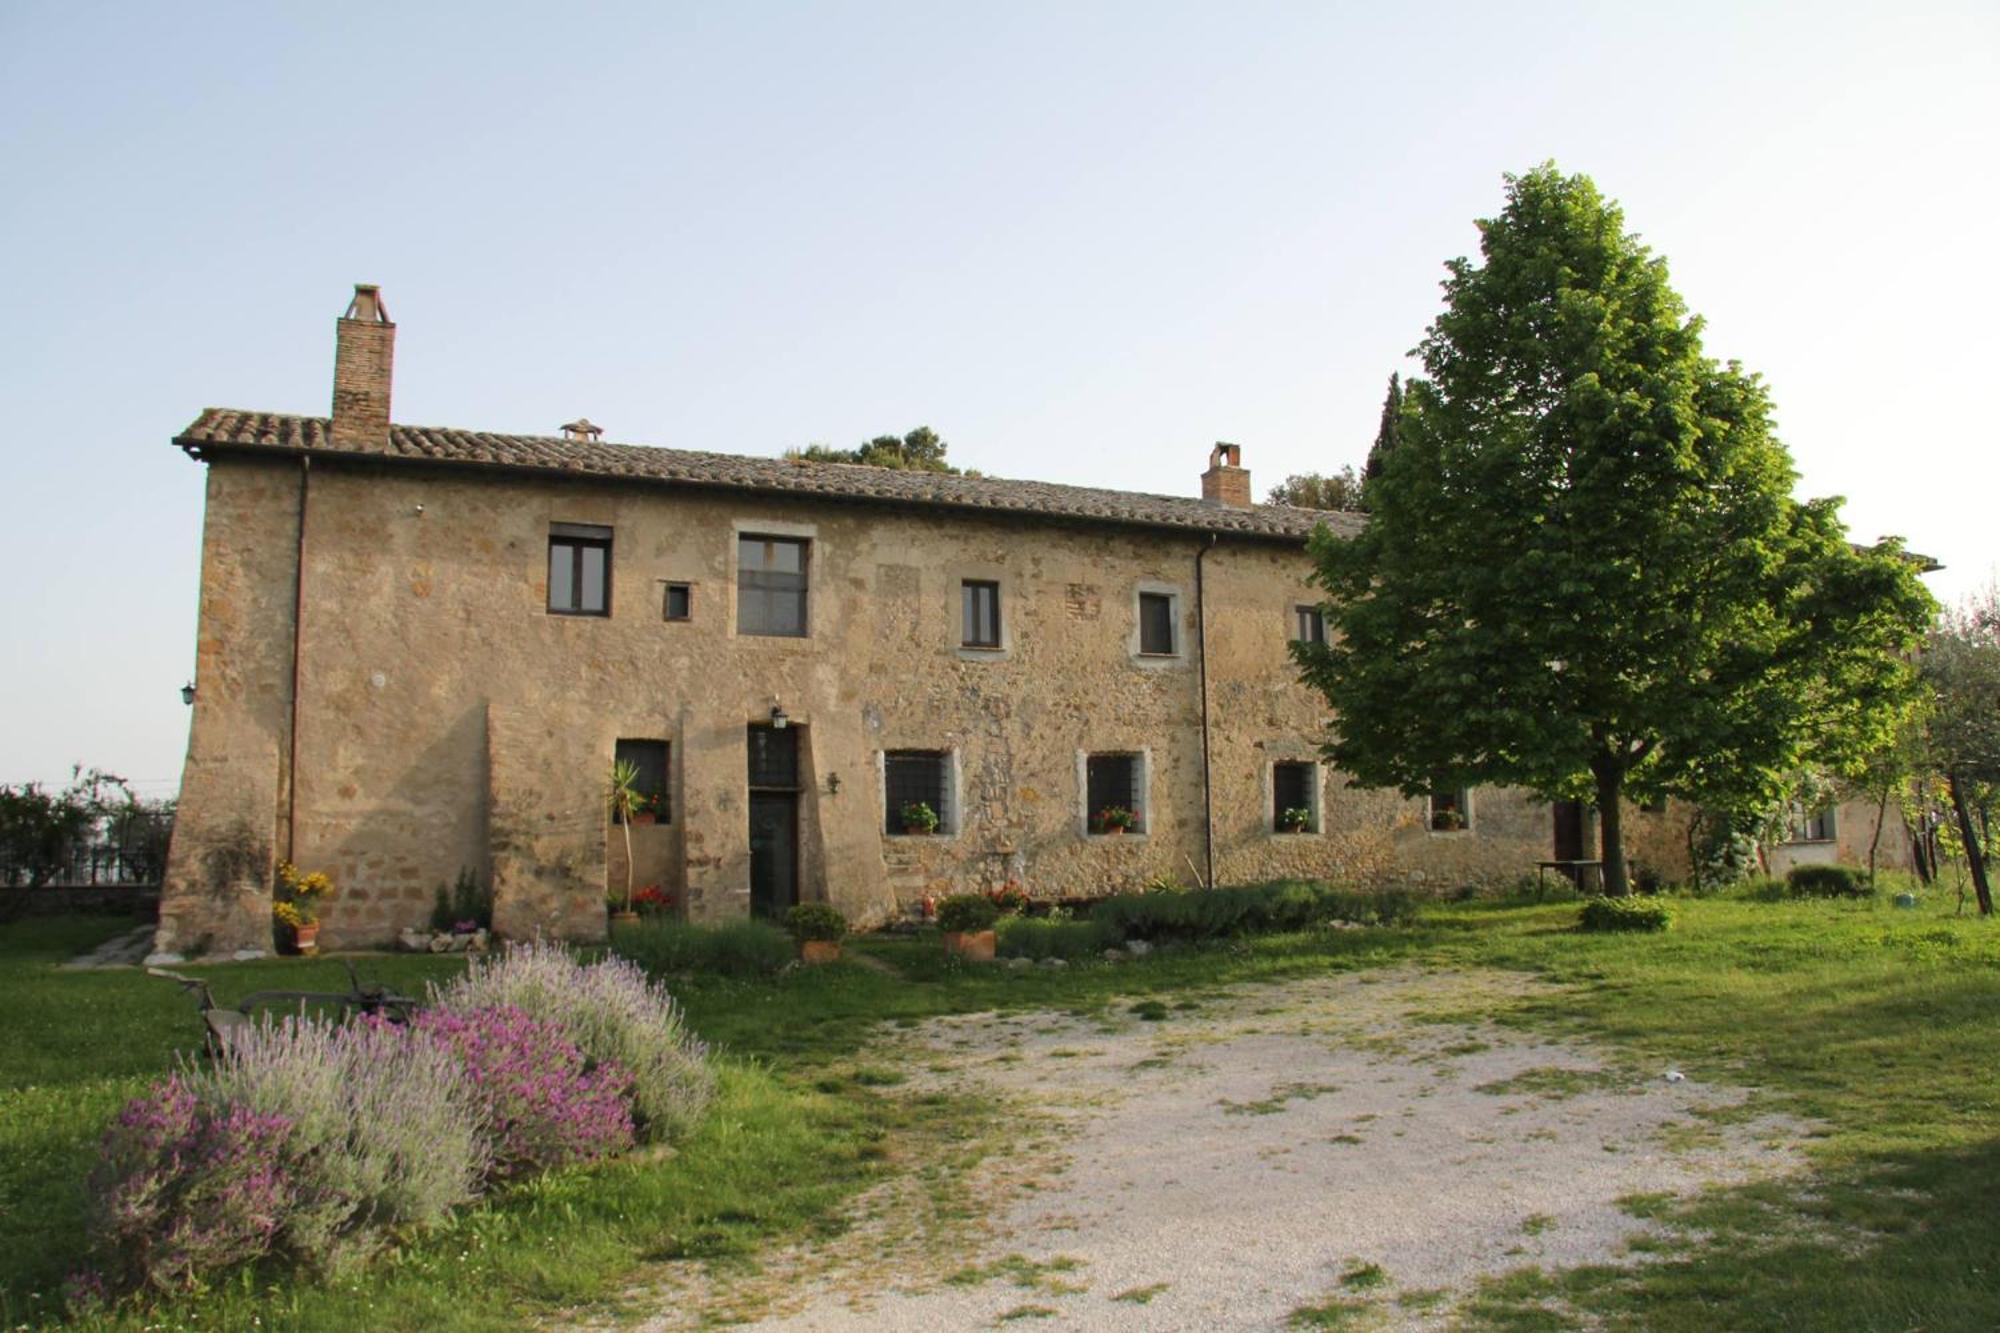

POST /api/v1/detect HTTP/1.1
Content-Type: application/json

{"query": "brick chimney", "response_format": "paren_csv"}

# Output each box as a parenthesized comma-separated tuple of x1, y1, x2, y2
(330, 284, 394, 449)
(1201, 442, 1251, 508)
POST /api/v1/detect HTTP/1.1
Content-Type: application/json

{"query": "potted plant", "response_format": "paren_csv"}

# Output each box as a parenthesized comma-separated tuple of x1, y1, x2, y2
(900, 801, 941, 835)
(1094, 805, 1137, 835)
(1433, 809, 1465, 832)
(274, 861, 335, 955)
(1279, 806, 1311, 834)
(786, 902, 849, 964)
(985, 881, 1029, 915)
(633, 885, 676, 916)
(607, 759, 644, 922)
(937, 893, 999, 961)
(631, 792, 659, 827)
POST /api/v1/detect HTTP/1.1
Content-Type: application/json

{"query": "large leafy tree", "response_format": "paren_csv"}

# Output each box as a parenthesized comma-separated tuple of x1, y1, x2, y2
(1296, 165, 1934, 895)
(1920, 590, 2000, 914)
(787, 426, 965, 473)
(1267, 466, 1365, 512)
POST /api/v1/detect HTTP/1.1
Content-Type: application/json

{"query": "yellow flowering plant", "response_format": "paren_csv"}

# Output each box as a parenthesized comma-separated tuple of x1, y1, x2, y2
(274, 861, 336, 927)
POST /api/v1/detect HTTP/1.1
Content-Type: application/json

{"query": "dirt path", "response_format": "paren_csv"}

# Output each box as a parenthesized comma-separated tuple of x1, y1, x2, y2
(625, 967, 1807, 1330)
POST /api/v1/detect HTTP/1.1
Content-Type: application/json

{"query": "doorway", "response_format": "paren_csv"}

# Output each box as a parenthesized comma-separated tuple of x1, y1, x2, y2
(748, 724, 800, 919)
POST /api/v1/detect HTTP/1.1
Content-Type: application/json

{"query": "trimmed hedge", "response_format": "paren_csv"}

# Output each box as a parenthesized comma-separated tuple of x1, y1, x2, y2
(1091, 881, 1415, 944)
(1786, 864, 1873, 899)
(996, 916, 1109, 961)
(1579, 896, 1673, 933)
(611, 919, 795, 977)
(936, 894, 1000, 933)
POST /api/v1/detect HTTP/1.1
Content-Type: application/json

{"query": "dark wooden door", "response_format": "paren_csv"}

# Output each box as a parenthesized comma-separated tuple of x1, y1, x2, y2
(748, 792, 797, 919)
(1552, 801, 1586, 862)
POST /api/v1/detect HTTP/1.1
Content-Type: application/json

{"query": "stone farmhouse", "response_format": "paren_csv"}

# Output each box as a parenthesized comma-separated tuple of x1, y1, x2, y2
(150, 287, 1907, 957)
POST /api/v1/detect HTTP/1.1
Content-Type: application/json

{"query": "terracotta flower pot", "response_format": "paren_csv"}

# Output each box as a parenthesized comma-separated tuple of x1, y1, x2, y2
(943, 929, 996, 962)
(800, 939, 842, 965)
(610, 910, 641, 926)
(631, 812, 657, 826)
(293, 922, 320, 955)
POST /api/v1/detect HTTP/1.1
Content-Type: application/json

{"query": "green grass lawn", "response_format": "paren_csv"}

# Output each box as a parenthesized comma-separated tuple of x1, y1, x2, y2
(2, 887, 1996, 1331)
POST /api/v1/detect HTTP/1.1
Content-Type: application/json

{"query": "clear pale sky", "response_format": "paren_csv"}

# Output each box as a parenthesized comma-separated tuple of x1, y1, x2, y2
(2, 2, 1994, 795)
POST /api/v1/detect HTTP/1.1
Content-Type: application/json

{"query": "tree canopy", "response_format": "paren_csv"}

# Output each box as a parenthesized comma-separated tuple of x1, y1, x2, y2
(1920, 589, 2000, 913)
(787, 426, 969, 474)
(1267, 466, 1365, 512)
(1295, 165, 1935, 894)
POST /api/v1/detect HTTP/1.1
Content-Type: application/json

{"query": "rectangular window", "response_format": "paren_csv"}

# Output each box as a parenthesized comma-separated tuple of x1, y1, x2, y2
(1273, 762, 1315, 833)
(961, 580, 1002, 648)
(664, 583, 692, 621)
(1086, 753, 1144, 833)
(1791, 806, 1836, 842)
(1429, 786, 1470, 832)
(548, 523, 611, 616)
(1293, 605, 1326, 645)
(884, 750, 951, 834)
(613, 738, 669, 823)
(738, 535, 809, 637)
(1138, 592, 1176, 656)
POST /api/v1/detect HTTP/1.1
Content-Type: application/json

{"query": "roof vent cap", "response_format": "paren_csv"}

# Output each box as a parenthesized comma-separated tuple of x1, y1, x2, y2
(560, 418, 604, 441)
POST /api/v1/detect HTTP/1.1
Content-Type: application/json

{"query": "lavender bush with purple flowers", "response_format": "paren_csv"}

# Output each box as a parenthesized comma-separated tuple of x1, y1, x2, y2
(435, 941, 714, 1140)
(411, 1005, 634, 1178)
(87, 1076, 294, 1291)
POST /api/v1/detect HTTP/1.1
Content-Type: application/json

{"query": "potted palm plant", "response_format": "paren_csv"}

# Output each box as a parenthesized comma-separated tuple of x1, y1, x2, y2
(937, 893, 999, 961)
(786, 902, 848, 964)
(607, 759, 644, 923)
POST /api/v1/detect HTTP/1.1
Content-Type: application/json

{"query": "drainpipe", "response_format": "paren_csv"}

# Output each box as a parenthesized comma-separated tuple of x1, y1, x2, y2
(286, 456, 312, 863)
(1196, 532, 1217, 890)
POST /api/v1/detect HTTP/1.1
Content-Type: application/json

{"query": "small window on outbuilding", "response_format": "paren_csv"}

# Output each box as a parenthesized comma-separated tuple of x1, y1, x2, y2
(1428, 785, 1470, 833)
(1293, 606, 1326, 645)
(1273, 761, 1316, 833)
(1790, 806, 1836, 843)
(1138, 592, 1176, 656)
(664, 583, 692, 621)
(614, 739, 669, 823)
(549, 523, 612, 616)
(961, 580, 1002, 649)
(885, 750, 952, 835)
(1086, 753, 1145, 833)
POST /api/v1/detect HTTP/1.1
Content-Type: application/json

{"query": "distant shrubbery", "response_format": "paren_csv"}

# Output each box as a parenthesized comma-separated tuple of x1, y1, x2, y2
(1785, 864, 1873, 899)
(1092, 881, 1415, 944)
(996, 916, 1108, 960)
(1579, 896, 1673, 933)
(611, 918, 796, 978)
(84, 944, 709, 1296)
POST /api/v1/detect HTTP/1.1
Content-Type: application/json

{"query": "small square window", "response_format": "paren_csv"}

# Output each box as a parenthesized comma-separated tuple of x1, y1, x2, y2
(614, 738, 669, 823)
(1274, 762, 1316, 833)
(664, 583, 692, 621)
(549, 523, 611, 616)
(1086, 753, 1144, 833)
(962, 580, 1002, 649)
(885, 751, 951, 834)
(1138, 592, 1176, 656)
(1429, 786, 1470, 832)
(1293, 606, 1326, 645)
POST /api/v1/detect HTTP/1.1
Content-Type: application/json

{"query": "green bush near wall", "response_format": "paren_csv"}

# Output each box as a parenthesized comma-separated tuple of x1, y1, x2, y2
(1091, 881, 1416, 944)
(1786, 864, 1874, 899)
(611, 919, 795, 977)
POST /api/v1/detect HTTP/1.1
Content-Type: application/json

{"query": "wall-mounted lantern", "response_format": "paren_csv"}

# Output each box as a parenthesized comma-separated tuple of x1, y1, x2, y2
(180, 682, 197, 706)
(769, 703, 789, 730)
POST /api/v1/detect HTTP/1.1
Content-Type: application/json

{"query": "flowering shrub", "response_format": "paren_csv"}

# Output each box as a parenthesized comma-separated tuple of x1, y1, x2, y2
(984, 881, 1029, 915)
(198, 1014, 489, 1271)
(88, 1076, 294, 1290)
(632, 885, 676, 915)
(435, 942, 714, 1141)
(411, 1006, 634, 1178)
(274, 861, 335, 927)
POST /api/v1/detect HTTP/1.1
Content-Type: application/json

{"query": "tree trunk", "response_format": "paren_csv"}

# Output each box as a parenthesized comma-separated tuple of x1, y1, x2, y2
(1947, 771, 1993, 917)
(1867, 781, 1891, 885)
(1594, 762, 1630, 897)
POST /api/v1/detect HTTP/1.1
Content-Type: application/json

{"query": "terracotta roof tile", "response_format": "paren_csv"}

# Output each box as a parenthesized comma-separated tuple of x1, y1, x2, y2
(174, 409, 1365, 544)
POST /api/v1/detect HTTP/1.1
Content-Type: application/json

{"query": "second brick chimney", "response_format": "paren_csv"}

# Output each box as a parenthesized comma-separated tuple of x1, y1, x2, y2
(1201, 442, 1251, 508)
(331, 284, 394, 449)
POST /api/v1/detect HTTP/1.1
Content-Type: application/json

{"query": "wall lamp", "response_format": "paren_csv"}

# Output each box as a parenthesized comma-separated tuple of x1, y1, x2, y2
(180, 681, 197, 707)
(769, 703, 789, 730)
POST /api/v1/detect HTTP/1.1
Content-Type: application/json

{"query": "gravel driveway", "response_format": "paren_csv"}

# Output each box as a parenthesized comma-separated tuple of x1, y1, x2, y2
(629, 966, 1805, 1330)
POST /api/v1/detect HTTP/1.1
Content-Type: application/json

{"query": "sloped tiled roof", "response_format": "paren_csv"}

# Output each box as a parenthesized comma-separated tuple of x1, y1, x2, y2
(174, 409, 1366, 544)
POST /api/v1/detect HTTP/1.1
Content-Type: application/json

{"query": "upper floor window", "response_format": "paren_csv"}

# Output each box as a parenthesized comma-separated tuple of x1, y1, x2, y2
(738, 535, 809, 637)
(1293, 605, 1326, 645)
(962, 580, 1002, 649)
(549, 523, 611, 616)
(1138, 592, 1176, 656)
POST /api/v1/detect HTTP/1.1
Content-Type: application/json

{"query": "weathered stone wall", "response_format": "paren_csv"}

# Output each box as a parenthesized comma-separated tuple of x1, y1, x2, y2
(163, 452, 1801, 952)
